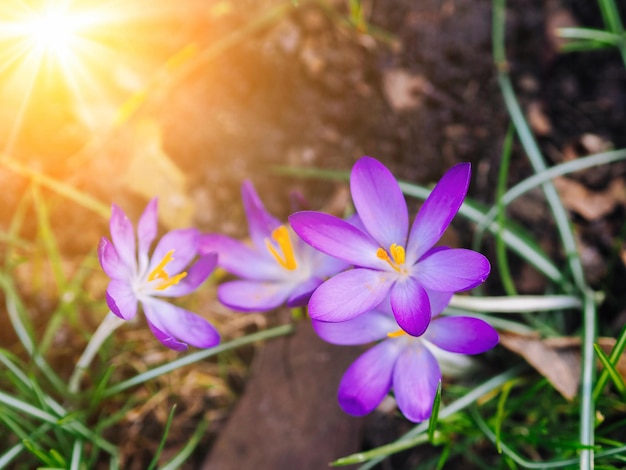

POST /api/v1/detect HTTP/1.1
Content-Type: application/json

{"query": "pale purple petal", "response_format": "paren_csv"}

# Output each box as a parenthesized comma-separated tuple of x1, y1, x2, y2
(393, 343, 441, 422)
(289, 212, 386, 270)
(390, 277, 431, 337)
(299, 242, 351, 278)
(199, 234, 285, 280)
(406, 163, 470, 263)
(217, 280, 293, 312)
(142, 297, 220, 350)
(416, 248, 490, 292)
(427, 289, 454, 317)
(148, 229, 199, 275)
(308, 268, 392, 322)
(338, 340, 401, 416)
(242, 180, 282, 249)
(312, 310, 395, 345)
(350, 156, 409, 249)
(146, 320, 188, 351)
(159, 253, 217, 297)
(98, 237, 131, 280)
(137, 198, 158, 272)
(105, 280, 137, 320)
(424, 316, 499, 354)
(109, 204, 137, 272)
(285, 277, 323, 308)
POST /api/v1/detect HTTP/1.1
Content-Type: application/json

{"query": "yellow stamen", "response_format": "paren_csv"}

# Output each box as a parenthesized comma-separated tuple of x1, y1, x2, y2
(147, 249, 188, 290)
(387, 329, 407, 338)
(376, 244, 406, 273)
(265, 225, 297, 271)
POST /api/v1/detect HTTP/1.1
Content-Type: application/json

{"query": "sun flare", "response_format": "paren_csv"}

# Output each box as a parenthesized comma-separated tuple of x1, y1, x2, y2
(16, 6, 84, 60)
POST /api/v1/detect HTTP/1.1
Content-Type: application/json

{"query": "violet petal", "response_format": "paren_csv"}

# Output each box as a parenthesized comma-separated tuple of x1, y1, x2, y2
(350, 156, 409, 249)
(312, 309, 394, 345)
(308, 268, 392, 322)
(148, 228, 199, 275)
(217, 280, 293, 312)
(390, 277, 431, 337)
(109, 204, 137, 272)
(98, 237, 130, 280)
(242, 180, 282, 249)
(199, 234, 285, 280)
(425, 316, 499, 354)
(159, 253, 217, 297)
(289, 211, 386, 270)
(105, 280, 137, 320)
(406, 163, 470, 263)
(393, 343, 441, 422)
(142, 297, 220, 349)
(337, 340, 400, 416)
(137, 198, 158, 273)
(416, 248, 491, 292)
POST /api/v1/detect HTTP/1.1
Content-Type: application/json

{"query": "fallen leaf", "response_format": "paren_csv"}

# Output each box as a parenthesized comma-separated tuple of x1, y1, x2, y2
(122, 119, 194, 229)
(382, 68, 426, 111)
(500, 332, 580, 400)
(500, 333, 626, 400)
(554, 176, 625, 220)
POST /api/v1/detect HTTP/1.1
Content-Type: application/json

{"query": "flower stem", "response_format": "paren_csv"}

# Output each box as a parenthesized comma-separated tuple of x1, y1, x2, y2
(68, 311, 125, 394)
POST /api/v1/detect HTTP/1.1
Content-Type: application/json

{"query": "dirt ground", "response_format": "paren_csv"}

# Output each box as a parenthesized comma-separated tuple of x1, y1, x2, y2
(0, 0, 625, 468)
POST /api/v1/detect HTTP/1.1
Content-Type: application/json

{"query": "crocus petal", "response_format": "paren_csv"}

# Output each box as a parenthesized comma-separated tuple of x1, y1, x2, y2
(105, 280, 137, 320)
(98, 237, 131, 280)
(427, 289, 454, 317)
(218, 280, 293, 312)
(416, 248, 490, 292)
(338, 340, 401, 416)
(406, 163, 470, 263)
(289, 211, 386, 270)
(308, 268, 392, 322)
(390, 277, 431, 337)
(109, 204, 137, 272)
(146, 320, 188, 352)
(312, 309, 395, 345)
(160, 253, 217, 297)
(242, 180, 282, 249)
(137, 198, 158, 273)
(350, 156, 409, 249)
(199, 234, 285, 280)
(285, 276, 323, 308)
(424, 316, 499, 354)
(148, 228, 199, 275)
(142, 298, 220, 349)
(393, 343, 441, 422)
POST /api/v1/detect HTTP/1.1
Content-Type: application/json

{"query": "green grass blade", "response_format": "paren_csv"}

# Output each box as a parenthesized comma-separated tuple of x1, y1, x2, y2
(103, 324, 294, 397)
(356, 366, 525, 469)
(594, 324, 626, 400)
(593, 343, 626, 397)
(428, 381, 442, 443)
(160, 418, 209, 470)
(147, 405, 177, 470)
(495, 125, 518, 296)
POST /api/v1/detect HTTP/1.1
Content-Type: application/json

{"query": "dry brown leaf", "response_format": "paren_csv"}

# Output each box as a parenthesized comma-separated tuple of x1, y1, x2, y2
(500, 332, 580, 400)
(554, 176, 625, 220)
(501, 333, 626, 400)
(382, 68, 426, 111)
(122, 119, 194, 228)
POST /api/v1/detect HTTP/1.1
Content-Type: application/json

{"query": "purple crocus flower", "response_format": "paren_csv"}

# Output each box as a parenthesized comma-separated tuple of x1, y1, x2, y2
(313, 293, 499, 422)
(289, 157, 490, 336)
(199, 181, 349, 312)
(98, 199, 220, 351)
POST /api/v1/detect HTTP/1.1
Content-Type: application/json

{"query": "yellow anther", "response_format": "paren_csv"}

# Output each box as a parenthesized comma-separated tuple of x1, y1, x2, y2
(265, 225, 297, 271)
(390, 244, 405, 264)
(376, 244, 406, 273)
(387, 329, 407, 338)
(147, 249, 188, 290)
